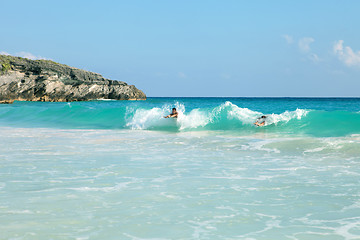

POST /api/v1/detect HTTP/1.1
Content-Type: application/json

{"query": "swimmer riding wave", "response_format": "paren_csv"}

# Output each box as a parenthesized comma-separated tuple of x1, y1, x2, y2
(164, 108, 178, 118)
(254, 115, 267, 126)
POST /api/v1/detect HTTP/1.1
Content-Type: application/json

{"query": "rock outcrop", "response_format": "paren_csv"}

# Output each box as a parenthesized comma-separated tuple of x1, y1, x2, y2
(0, 55, 146, 103)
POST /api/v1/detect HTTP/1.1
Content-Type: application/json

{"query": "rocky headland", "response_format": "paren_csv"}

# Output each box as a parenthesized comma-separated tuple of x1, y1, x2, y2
(0, 55, 146, 103)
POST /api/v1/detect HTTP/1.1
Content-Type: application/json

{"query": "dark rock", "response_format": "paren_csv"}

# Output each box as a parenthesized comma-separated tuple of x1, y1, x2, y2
(0, 55, 146, 103)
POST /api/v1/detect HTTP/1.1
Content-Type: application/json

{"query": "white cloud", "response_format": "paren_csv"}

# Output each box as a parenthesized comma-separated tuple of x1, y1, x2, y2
(290, 37, 320, 62)
(0, 51, 48, 60)
(178, 72, 187, 78)
(333, 40, 360, 67)
(16, 51, 48, 60)
(309, 53, 320, 63)
(298, 37, 314, 52)
(282, 34, 293, 44)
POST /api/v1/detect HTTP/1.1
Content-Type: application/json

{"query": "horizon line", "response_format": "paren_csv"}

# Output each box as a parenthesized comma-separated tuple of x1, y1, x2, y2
(147, 96, 360, 98)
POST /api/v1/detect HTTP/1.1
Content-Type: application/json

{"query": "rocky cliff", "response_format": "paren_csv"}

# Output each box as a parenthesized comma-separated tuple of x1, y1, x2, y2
(0, 55, 146, 103)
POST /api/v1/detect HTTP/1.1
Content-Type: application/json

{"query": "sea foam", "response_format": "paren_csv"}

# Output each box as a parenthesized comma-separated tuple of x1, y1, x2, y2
(126, 101, 309, 131)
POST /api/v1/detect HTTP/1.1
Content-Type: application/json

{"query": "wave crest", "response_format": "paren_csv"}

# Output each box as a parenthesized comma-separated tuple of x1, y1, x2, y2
(126, 101, 309, 131)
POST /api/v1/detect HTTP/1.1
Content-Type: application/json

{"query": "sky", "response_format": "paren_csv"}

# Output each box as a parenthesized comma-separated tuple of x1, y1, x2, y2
(1, 0, 360, 97)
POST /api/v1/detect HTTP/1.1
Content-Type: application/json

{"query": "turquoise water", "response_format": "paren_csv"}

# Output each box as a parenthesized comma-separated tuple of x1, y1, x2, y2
(1, 98, 360, 239)
(1, 98, 360, 137)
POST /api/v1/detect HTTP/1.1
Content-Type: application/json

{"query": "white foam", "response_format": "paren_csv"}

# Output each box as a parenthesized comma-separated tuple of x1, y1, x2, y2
(126, 102, 186, 130)
(220, 101, 262, 124)
(304, 147, 326, 153)
(68, 182, 130, 193)
(125, 101, 309, 131)
(265, 108, 309, 126)
(126, 107, 164, 130)
(177, 109, 209, 130)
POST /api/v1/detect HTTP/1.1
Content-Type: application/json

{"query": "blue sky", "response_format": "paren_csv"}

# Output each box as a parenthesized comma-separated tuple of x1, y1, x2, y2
(1, 0, 360, 97)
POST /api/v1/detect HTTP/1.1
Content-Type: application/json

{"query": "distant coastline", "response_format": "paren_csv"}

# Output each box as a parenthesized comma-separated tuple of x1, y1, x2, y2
(0, 55, 146, 103)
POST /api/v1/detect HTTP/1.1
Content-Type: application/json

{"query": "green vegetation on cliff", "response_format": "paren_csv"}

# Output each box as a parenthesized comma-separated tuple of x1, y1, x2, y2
(0, 56, 14, 74)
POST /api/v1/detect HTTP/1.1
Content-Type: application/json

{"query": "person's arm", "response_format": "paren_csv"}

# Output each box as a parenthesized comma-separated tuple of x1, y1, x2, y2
(166, 113, 178, 118)
(164, 112, 178, 118)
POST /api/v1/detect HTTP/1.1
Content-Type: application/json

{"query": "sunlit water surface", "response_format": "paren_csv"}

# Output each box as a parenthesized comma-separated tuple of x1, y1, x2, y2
(1, 98, 360, 239)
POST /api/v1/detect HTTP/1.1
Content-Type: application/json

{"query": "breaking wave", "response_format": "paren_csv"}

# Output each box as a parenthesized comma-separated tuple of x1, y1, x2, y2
(1, 100, 360, 137)
(126, 101, 308, 131)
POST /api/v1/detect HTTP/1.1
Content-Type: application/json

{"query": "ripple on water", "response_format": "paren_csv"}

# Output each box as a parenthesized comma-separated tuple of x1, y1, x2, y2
(1, 127, 360, 239)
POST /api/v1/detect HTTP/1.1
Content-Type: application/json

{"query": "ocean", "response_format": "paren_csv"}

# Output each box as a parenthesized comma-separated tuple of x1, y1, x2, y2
(1, 97, 360, 239)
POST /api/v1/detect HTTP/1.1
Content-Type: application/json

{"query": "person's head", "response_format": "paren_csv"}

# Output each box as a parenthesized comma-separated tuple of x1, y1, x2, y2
(172, 108, 177, 113)
(261, 115, 266, 119)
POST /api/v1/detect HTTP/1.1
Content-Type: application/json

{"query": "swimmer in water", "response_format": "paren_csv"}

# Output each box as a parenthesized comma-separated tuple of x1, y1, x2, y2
(254, 115, 266, 126)
(164, 108, 178, 118)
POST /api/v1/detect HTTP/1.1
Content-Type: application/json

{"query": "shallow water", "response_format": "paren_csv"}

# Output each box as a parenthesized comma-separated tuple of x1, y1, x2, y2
(1, 98, 360, 239)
